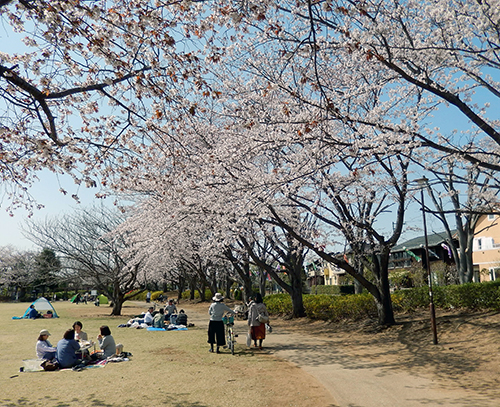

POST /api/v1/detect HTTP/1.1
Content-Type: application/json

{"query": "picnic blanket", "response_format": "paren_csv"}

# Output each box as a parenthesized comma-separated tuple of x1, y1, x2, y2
(22, 359, 108, 373)
(147, 325, 188, 331)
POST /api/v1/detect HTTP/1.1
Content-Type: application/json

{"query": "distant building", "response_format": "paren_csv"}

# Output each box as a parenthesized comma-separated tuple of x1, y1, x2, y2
(389, 231, 457, 271)
(473, 214, 500, 281)
(305, 258, 346, 286)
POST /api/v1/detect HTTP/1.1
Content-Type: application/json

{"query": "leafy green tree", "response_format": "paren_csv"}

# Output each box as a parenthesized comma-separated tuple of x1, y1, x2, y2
(33, 248, 61, 297)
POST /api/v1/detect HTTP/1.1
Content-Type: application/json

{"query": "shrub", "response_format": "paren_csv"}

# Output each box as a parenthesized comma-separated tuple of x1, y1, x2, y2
(180, 289, 212, 301)
(264, 294, 292, 314)
(265, 293, 375, 321)
(266, 281, 500, 322)
(391, 287, 429, 313)
(392, 281, 500, 312)
(126, 290, 163, 302)
(304, 293, 376, 321)
(233, 289, 242, 301)
(310, 285, 355, 295)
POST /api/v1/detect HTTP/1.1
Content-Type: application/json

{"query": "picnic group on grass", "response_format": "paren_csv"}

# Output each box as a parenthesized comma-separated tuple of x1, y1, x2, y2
(35, 322, 123, 371)
(29, 292, 269, 372)
(122, 298, 189, 330)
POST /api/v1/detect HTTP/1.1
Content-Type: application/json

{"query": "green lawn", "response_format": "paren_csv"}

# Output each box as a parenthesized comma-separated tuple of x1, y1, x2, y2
(0, 299, 322, 407)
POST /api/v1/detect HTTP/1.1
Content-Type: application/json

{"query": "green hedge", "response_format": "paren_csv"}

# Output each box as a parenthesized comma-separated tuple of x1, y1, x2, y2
(310, 285, 355, 295)
(181, 289, 213, 301)
(127, 290, 164, 302)
(263, 294, 292, 314)
(392, 281, 500, 312)
(265, 281, 500, 321)
(264, 293, 376, 321)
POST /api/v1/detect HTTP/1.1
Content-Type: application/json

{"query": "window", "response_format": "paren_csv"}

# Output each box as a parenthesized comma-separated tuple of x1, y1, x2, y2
(489, 268, 500, 281)
(477, 238, 482, 250)
(488, 214, 496, 221)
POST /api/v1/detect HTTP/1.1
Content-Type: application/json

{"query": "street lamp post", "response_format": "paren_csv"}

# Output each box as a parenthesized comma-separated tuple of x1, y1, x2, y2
(416, 177, 439, 345)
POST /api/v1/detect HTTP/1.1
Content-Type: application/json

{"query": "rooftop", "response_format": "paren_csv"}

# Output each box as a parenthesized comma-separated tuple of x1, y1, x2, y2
(392, 230, 457, 252)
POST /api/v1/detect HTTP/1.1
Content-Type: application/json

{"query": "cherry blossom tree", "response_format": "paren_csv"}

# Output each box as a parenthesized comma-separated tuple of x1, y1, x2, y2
(420, 159, 500, 284)
(0, 245, 37, 300)
(204, 0, 500, 171)
(0, 0, 211, 212)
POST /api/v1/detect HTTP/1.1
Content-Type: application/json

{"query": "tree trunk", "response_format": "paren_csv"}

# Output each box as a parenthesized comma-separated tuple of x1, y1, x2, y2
(197, 280, 207, 302)
(225, 275, 232, 299)
(353, 257, 364, 294)
(177, 276, 186, 302)
(110, 288, 124, 316)
(189, 276, 196, 300)
(373, 252, 396, 325)
(372, 277, 395, 325)
(259, 268, 267, 297)
(289, 265, 306, 318)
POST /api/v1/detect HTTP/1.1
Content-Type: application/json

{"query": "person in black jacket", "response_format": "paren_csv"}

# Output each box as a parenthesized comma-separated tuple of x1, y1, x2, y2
(176, 309, 188, 326)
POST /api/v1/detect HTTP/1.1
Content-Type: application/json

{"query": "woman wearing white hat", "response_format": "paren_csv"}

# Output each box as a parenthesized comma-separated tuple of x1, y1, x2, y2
(207, 293, 235, 353)
(36, 329, 56, 360)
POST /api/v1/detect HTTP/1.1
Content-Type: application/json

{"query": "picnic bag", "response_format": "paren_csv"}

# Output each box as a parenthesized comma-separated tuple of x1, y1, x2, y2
(258, 313, 269, 323)
(40, 360, 59, 371)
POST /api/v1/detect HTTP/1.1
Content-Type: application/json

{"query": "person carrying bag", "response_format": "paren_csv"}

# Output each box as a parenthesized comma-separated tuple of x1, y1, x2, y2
(247, 293, 269, 350)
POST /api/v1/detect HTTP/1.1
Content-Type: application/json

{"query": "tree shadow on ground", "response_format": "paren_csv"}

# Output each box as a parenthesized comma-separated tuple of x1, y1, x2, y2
(266, 310, 500, 403)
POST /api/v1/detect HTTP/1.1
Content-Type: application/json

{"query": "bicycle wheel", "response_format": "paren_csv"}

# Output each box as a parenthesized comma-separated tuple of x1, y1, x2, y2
(229, 328, 235, 355)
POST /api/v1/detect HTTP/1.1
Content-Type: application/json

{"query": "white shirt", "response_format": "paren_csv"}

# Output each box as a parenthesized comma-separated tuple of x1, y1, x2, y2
(36, 340, 56, 359)
(208, 301, 235, 321)
(144, 311, 153, 324)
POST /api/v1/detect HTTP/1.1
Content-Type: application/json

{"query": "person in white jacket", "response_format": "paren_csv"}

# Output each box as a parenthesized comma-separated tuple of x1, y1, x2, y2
(207, 293, 235, 353)
(36, 329, 56, 359)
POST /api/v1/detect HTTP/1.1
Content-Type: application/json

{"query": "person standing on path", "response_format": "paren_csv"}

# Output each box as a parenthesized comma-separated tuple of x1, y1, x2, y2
(248, 293, 269, 350)
(207, 293, 235, 353)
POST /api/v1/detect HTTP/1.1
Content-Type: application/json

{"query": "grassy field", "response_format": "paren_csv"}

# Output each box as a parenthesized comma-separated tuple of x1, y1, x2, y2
(0, 300, 332, 407)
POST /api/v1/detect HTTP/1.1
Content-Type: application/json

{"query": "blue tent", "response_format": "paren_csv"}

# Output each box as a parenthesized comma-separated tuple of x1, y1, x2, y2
(12, 297, 59, 319)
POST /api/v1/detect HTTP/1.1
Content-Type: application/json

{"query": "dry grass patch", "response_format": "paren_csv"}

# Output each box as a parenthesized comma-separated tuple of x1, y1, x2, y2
(0, 300, 335, 407)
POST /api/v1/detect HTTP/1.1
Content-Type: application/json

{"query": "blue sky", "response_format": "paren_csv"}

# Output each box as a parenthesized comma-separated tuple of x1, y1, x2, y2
(0, 5, 496, 252)
(0, 170, 110, 249)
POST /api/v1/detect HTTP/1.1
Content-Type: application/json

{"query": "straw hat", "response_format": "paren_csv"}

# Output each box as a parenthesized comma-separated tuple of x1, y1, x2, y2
(39, 329, 51, 336)
(212, 293, 224, 302)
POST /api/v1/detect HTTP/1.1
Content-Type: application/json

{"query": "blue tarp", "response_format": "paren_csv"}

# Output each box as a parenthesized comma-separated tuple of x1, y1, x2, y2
(146, 326, 187, 331)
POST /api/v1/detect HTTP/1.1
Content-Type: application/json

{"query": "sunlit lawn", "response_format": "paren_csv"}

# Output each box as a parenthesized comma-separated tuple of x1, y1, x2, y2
(0, 299, 318, 407)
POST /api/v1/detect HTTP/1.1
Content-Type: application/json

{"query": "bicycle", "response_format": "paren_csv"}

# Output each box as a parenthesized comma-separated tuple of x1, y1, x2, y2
(222, 314, 237, 354)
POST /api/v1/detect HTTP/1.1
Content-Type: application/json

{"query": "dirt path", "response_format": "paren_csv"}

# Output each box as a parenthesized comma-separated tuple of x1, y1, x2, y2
(180, 301, 499, 407)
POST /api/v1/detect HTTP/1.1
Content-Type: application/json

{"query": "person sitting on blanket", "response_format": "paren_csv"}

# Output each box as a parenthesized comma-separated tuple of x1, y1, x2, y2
(28, 304, 39, 319)
(56, 329, 81, 368)
(144, 307, 154, 326)
(97, 325, 117, 358)
(165, 300, 178, 323)
(176, 309, 188, 326)
(36, 329, 56, 360)
(73, 321, 88, 342)
(153, 308, 166, 328)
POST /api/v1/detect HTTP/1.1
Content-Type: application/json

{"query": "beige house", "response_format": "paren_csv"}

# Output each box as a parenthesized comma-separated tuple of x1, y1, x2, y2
(473, 214, 500, 281)
(323, 262, 346, 286)
(305, 260, 346, 286)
